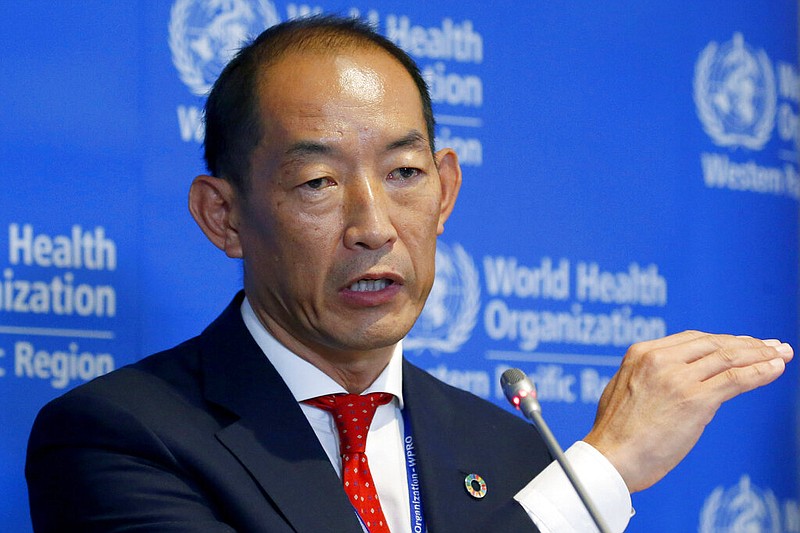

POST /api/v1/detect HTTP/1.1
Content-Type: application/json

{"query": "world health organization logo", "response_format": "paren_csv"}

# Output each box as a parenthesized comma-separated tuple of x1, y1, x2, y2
(169, 0, 280, 96)
(405, 241, 480, 354)
(694, 33, 777, 150)
(699, 475, 781, 533)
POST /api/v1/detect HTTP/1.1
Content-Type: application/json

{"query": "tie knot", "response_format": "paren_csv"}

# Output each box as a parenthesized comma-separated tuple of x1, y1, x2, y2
(305, 393, 393, 455)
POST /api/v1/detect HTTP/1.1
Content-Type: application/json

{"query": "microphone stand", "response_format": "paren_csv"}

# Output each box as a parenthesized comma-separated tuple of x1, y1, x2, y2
(529, 410, 612, 533)
(501, 368, 612, 533)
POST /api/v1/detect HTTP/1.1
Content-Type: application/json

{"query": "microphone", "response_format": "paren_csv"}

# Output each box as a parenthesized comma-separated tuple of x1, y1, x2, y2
(501, 368, 612, 533)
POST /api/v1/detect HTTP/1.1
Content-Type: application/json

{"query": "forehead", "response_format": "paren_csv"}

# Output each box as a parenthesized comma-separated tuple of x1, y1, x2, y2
(253, 46, 427, 144)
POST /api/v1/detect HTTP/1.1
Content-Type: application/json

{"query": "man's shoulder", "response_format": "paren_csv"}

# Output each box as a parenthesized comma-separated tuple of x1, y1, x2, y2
(44, 292, 246, 408)
(28, 335, 208, 446)
(28, 294, 250, 449)
(63, 335, 205, 405)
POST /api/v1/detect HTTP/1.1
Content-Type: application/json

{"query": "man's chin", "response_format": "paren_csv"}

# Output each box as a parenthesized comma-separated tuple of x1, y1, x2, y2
(327, 318, 415, 353)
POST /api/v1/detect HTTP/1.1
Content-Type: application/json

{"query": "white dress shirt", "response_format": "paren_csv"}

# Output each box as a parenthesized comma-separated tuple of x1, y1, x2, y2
(241, 298, 631, 532)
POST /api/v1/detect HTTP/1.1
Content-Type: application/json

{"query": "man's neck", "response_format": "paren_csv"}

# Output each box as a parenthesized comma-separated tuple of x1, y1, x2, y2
(250, 306, 395, 395)
(298, 354, 392, 395)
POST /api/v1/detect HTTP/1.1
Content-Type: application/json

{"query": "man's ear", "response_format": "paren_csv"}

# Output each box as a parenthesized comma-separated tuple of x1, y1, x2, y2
(188, 175, 243, 258)
(434, 148, 463, 235)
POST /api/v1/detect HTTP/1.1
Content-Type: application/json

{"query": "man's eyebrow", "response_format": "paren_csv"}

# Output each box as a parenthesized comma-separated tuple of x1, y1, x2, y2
(385, 130, 429, 152)
(284, 140, 334, 159)
(282, 131, 429, 162)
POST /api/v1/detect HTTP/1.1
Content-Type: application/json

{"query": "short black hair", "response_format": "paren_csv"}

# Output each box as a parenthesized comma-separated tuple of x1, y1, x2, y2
(203, 14, 436, 192)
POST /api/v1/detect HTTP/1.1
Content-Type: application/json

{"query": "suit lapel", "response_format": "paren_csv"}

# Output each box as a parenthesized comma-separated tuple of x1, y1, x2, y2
(402, 360, 474, 532)
(199, 294, 363, 533)
(403, 360, 546, 532)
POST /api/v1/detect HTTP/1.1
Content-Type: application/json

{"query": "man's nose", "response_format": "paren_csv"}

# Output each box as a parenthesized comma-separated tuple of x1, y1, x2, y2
(343, 176, 398, 250)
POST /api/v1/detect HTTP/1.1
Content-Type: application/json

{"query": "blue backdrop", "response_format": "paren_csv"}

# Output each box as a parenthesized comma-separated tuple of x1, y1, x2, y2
(1, 1, 798, 531)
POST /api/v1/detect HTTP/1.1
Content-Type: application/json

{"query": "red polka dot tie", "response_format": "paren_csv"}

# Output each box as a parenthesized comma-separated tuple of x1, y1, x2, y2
(305, 393, 394, 533)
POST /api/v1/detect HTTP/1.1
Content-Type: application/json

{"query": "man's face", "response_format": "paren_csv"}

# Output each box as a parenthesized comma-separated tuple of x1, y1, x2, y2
(232, 47, 460, 363)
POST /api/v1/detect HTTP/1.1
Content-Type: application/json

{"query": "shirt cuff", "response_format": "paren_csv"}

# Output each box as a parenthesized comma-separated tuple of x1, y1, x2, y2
(513, 441, 632, 533)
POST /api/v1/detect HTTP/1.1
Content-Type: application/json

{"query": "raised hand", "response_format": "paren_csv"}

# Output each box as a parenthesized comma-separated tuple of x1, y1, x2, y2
(584, 331, 793, 493)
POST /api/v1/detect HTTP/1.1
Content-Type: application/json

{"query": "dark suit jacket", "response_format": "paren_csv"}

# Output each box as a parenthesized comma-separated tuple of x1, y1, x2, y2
(26, 293, 552, 532)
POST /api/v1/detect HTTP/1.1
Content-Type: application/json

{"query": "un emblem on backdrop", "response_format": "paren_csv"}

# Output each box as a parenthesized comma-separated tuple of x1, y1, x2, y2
(699, 475, 781, 533)
(169, 0, 281, 96)
(694, 33, 777, 150)
(405, 242, 480, 354)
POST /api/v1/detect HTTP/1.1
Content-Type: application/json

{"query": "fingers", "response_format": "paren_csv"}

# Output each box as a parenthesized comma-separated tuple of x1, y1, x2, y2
(626, 331, 793, 369)
(690, 338, 793, 382)
(625, 331, 751, 365)
(703, 354, 788, 404)
(627, 331, 792, 413)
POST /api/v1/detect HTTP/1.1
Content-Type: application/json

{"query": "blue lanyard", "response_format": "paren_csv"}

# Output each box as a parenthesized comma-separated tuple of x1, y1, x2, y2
(402, 407, 426, 533)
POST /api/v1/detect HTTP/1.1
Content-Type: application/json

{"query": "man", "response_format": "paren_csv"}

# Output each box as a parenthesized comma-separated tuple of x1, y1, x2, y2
(26, 16, 792, 532)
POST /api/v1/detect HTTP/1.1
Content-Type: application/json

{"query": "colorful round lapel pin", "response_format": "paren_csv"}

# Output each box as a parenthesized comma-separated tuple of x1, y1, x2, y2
(464, 473, 487, 499)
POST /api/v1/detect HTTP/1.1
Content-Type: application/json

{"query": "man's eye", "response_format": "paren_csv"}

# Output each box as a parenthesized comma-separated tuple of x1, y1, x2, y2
(304, 177, 332, 190)
(388, 167, 420, 181)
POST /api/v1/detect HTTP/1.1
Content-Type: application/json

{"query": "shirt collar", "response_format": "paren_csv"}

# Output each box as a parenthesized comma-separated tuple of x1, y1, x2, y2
(240, 296, 405, 408)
